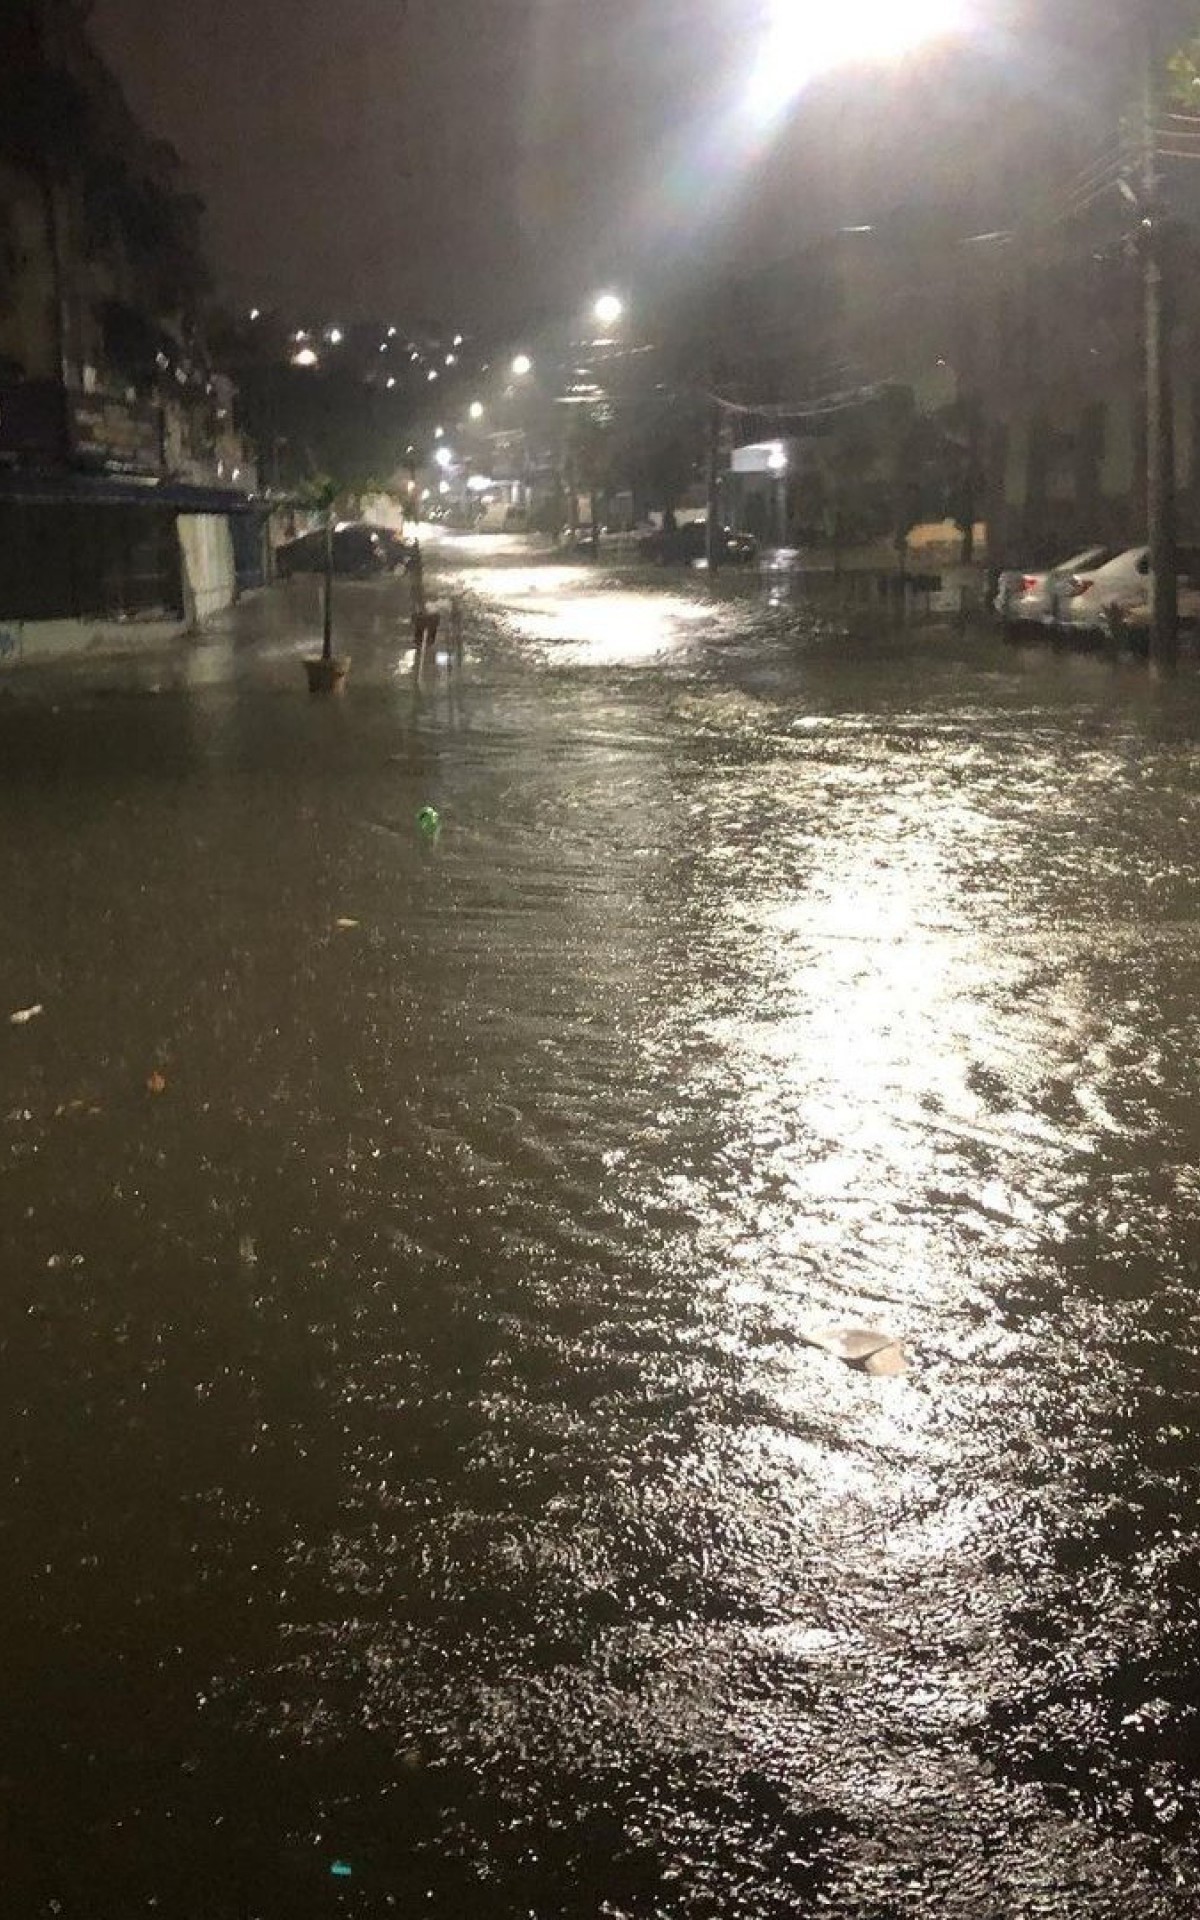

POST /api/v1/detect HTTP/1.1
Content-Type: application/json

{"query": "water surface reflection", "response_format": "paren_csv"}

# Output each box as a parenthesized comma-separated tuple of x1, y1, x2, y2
(1, 565, 1198, 1914)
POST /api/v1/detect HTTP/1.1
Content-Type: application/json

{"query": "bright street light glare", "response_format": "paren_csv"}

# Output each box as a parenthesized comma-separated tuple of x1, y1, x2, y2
(291, 346, 319, 368)
(469, 400, 484, 420)
(511, 353, 533, 376)
(434, 445, 453, 469)
(750, 0, 963, 117)
(593, 292, 623, 327)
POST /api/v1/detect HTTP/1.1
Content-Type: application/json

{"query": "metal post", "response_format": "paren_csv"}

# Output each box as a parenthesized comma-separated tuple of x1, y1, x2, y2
(1144, 13, 1178, 664)
(321, 514, 334, 661)
(705, 396, 721, 571)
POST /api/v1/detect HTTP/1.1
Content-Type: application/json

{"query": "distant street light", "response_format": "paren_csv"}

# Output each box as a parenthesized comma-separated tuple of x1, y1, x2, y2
(326, 326, 344, 345)
(291, 346, 319, 368)
(593, 292, 624, 328)
(249, 306, 261, 321)
(434, 445, 454, 469)
(511, 353, 533, 376)
(469, 400, 484, 421)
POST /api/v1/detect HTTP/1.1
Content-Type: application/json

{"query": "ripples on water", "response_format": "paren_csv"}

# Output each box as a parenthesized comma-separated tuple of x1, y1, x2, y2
(1, 564, 1199, 1914)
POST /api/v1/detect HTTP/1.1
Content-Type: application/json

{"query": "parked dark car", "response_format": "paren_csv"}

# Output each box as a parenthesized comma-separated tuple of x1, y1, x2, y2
(637, 522, 758, 565)
(276, 522, 415, 579)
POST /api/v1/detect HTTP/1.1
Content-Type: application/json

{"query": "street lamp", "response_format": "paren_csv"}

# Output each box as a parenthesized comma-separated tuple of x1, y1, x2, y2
(511, 352, 533, 377)
(593, 292, 624, 328)
(469, 400, 484, 421)
(749, 0, 963, 117)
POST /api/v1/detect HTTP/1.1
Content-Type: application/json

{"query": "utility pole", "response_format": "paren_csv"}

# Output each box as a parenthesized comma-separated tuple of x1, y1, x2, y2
(1143, 7, 1178, 664)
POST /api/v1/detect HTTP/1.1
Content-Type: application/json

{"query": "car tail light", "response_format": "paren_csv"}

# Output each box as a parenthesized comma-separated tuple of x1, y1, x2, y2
(1066, 576, 1092, 597)
(1021, 575, 1038, 593)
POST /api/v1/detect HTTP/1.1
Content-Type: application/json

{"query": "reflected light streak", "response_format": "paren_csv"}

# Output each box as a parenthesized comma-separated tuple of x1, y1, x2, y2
(489, 584, 711, 664)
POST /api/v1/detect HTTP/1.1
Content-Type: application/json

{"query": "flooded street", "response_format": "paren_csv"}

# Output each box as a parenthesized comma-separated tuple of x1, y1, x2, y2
(3, 543, 1200, 1916)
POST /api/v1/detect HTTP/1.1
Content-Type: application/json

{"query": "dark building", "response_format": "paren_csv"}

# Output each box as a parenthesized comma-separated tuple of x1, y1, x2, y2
(0, 0, 261, 656)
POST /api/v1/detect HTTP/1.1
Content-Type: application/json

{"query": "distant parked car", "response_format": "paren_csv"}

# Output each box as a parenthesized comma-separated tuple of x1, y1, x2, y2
(638, 522, 758, 565)
(994, 546, 1115, 625)
(1056, 543, 1200, 634)
(276, 522, 415, 579)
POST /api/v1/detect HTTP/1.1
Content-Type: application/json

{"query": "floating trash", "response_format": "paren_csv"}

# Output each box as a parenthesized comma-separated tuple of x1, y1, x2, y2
(9, 1004, 43, 1026)
(417, 805, 441, 835)
(803, 1325, 907, 1376)
(330, 1860, 353, 1879)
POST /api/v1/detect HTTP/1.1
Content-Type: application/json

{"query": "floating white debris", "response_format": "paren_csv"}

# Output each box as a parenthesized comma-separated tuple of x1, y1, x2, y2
(9, 1004, 43, 1025)
(803, 1325, 908, 1376)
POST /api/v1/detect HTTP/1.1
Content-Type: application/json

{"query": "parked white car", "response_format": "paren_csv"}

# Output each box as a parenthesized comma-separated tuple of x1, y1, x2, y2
(994, 546, 1114, 625)
(1055, 543, 1200, 633)
(1057, 546, 1151, 632)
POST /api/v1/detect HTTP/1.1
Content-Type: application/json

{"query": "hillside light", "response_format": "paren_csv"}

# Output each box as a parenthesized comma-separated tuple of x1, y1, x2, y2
(511, 352, 533, 377)
(469, 400, 484, 421)
(327, 326, 344, 345)
(435, 445, 453, 469)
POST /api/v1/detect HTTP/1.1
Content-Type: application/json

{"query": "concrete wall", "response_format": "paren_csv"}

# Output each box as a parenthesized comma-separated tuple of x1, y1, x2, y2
(177, 513, 236, 627)
(0, 615, 186, 669)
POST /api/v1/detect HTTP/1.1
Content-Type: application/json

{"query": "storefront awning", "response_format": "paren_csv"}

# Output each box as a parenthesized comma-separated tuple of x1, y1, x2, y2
(0, 467, 261, 513)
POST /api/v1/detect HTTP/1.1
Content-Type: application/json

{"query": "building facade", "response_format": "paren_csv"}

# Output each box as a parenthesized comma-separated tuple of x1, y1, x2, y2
(0, 0, 262, 660)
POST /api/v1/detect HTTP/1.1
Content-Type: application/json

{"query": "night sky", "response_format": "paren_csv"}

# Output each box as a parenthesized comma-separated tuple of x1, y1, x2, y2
(90, 0, 1114, 332)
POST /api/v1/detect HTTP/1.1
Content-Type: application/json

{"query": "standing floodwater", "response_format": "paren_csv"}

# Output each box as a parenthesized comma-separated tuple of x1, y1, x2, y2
(2, 550, 1199, 1917)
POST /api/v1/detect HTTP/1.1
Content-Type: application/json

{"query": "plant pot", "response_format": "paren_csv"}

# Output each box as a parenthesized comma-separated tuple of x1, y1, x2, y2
(304, 656, 350, 695)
